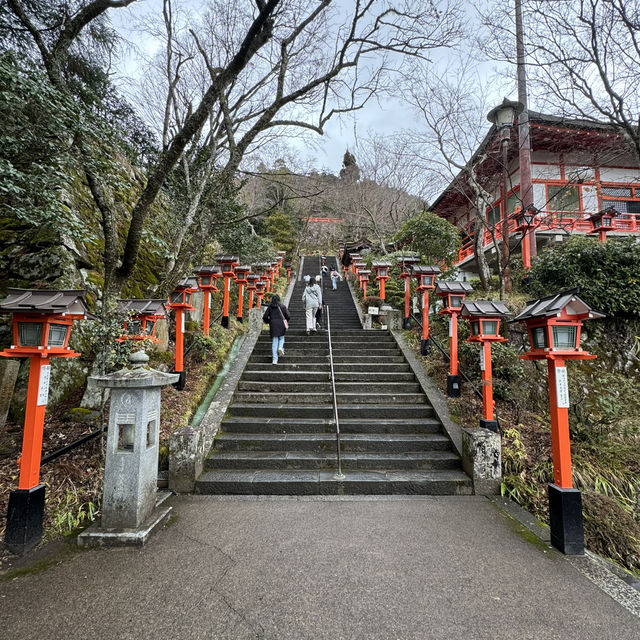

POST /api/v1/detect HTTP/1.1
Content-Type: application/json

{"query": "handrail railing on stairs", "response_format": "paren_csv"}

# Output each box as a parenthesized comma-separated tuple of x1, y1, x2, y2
(326, 305, 345, 480)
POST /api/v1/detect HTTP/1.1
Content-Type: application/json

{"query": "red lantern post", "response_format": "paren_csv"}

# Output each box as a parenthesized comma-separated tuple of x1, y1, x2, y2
(246, 274, 261, 309)
(255, 279, 267, 307)
(350, 253, 361, 275)
(358, 269, 371, 297)
(372, 261, 391, 300)
(514, 205, 539, 270)
(397, 256, 419, 330)
(193, 265, 222, 336)
(0, 289, 89, 554)
(285, 263, 292, 284)
(588, 206, 617, 243)
(435, 281, 474, 397)
(234, 265, 251, 323)
(215, 255, 240, 328)
(166, 277, 197, 390)
(461, 300, 510, 432)
(511, 290, 604, 554)
(116, 299, 167, 343)
(412, 265, 441, 355)
(277, 251, 286, 276)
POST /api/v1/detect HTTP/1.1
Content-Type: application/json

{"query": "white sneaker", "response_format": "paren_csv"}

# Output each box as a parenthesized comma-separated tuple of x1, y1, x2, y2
(272, 359, 277, 365)
(277, 348, 284, 357)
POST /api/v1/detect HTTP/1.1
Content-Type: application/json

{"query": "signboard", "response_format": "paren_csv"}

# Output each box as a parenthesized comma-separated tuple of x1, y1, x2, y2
(368, 307, 379, 315)
(479, 348, 485, 372)
(37, 364, 51, 406)
(181, 314, 186, 333)
(381, 324, 388, 330)
(449, 318, 453, 338)
(555, 366, 570, 408)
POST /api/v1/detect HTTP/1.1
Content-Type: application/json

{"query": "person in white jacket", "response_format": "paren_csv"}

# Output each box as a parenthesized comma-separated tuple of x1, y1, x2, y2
(302, 277, 322, 334)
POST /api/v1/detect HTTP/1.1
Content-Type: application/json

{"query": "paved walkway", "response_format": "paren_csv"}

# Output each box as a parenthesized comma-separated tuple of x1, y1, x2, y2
(1, 495, 639, 639)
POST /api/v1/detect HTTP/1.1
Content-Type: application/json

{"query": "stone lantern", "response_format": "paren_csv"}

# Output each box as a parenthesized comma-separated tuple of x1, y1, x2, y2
(166, 277, 197, 391)
(233, 265, 251, 323)
(116, 299, 166, 344)
(193, 265, 222, 336)
(435, 281, 474, 397)
(78, 351, 178, 547)
(511, 290, 604, 554)
(397, 256, 420, 329)
(412, 265, 441, 355)
(461, 300, 510, 433)
(0, 288, 89, 554)
(215, 255, 240, 328)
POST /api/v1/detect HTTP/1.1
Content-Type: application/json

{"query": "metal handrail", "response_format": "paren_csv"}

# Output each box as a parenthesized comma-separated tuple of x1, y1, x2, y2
(326, 305, 345, 479)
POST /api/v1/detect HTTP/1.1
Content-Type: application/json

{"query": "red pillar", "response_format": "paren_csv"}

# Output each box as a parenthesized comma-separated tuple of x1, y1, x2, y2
(481, 341, 494, 422)
(421, 290, 430, 342)
(450, 313, 458, 377)
(174, 309, 184, 372)
(221, 275, 232, 327)
(598, 229, 607, 243)
(404, 276, 411, 326)
(547, 358, 573, 489)
(521, 231, 531, 270)
(379, 278, 386, 300)
(362, 280, 367, 297)
(248, 289, 255, 310)
(18, 356, 50, 490)
(237, 282, 245, 322)
(202, 290, 211, 336)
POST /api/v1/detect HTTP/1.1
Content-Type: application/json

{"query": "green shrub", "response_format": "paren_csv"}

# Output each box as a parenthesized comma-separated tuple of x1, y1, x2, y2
(527, 236, 640, 318)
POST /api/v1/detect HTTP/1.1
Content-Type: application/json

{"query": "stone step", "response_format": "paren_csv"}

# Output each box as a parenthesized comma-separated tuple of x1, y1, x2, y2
(232, 392, 428, 405)
(220, 416, 443, 434)
(196, 469, 473, 496)
(205, 450, 461, 471)
(237, 381, 422, 394)
(227, 403, 434, 419)
(248, 355, 407, 364)
(212, 432, 454, 453)
(242, 371, 416, 382)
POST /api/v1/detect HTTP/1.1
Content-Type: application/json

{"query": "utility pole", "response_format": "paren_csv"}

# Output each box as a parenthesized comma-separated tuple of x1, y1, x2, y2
(515, 0, 537, 262)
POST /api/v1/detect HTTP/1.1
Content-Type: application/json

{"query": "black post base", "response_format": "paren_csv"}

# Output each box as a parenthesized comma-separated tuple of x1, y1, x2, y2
(403, 317, 411, 330)
(420, 338, 430, 355)
(236, 316, 243, 323)
(221, 315, 229, 328)
(447, 374, 461, 397)
(548, 484, 584, 555)
(172, 370, 186, 391)
(5, 485, 45, 555)
(480, 418, 500, 433)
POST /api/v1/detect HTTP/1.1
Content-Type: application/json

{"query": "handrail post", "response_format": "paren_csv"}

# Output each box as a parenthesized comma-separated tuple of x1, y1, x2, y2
(326, 305, 345, 480)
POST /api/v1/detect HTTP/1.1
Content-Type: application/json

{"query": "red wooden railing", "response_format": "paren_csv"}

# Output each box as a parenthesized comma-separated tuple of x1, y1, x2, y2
(457, 211, 640, 263)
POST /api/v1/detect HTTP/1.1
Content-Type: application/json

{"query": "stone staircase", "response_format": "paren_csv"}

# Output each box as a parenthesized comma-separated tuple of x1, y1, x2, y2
(196, 255, 472, 495)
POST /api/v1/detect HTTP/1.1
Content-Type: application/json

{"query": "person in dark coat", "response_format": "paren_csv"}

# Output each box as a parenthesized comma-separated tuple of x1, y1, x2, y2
(262, 294, 290, 364)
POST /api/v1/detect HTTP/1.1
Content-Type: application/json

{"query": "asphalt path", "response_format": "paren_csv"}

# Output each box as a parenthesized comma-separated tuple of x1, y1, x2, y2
(1, 495, 639, 639)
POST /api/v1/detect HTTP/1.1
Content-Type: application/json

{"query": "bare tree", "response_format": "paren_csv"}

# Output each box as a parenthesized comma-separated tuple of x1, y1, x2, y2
(128, 0, 465, 289)
(480, 0, 640, 163)
(397, 57, 517, 293)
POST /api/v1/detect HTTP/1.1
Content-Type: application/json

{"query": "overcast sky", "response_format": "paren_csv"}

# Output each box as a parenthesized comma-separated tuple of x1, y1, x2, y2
(109, 1, 510, 177)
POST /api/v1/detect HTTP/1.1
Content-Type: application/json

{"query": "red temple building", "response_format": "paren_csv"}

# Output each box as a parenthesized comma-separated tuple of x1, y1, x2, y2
(431, 112, 640, 279)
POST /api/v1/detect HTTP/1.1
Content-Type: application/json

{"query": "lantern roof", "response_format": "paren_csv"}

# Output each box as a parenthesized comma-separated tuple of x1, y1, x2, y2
(0, 288, 89, 316)
(277, 250, 287, 256)
(397, 255, 420, 264)
(359, 269, 371, 276)
(372, 261, 392, 268)
(116, 299, 166, 316)
(511, 289, 605, 323)
(435, 281, 474, 296)
(235, 264, 252, 273)
(461, 300, 510, 318)
(587, 207, 617, 222)
(193, 264, 222, 276)
(412, 265, 442, 276)
(353, 261, 367, 268)
(247, 274, 261, 282)
(174, 277, 199, 291)
(215, 254, 240, 264)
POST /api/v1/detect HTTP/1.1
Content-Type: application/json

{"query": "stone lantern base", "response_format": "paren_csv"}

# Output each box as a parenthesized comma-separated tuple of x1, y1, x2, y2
(78, 491, 172, 548)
